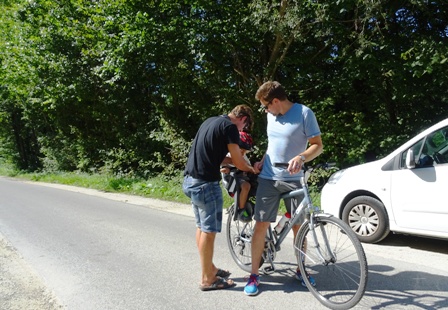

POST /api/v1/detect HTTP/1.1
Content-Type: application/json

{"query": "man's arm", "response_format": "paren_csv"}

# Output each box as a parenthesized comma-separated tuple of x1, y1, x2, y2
(254, 154, 265, 171)
(227, 144, 259, 174)
(288, 135, 323, 174)
(221, 156, 233, 166)
(299, 135, 324, 163)
(220, 154, 232, 174)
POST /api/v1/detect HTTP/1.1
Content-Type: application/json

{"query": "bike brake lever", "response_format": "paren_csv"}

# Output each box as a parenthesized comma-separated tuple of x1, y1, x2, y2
(274, 162, 309, 172)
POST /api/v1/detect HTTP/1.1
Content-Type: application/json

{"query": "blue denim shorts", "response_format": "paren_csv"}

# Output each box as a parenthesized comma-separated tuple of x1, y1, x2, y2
(183, 176, 223, 233)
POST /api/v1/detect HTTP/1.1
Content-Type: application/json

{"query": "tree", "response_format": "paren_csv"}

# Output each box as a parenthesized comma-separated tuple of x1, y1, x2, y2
(248, 0, 448, 165)
(1, 0, 446, 175)
(0, 0, 42, 170)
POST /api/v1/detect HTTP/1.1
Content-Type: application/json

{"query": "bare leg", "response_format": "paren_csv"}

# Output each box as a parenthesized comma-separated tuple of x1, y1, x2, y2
(238, 181, 251, 209)
(250, 221, 271, 275)
(292, 224, 300, 243)
(292, 224, 301, 260)
(292, 224, 309, 276)
(196, 228, 219, 285)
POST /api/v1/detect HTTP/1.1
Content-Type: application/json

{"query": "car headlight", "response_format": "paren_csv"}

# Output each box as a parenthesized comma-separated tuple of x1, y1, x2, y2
(327, 169, 346, 184)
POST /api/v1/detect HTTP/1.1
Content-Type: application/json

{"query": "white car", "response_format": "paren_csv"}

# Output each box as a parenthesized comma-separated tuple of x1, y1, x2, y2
(321, 118, 448, 243)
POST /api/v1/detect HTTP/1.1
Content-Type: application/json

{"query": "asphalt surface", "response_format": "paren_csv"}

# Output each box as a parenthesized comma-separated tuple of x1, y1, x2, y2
(1, 178, 448, 310)
(0, 179, 194, 310)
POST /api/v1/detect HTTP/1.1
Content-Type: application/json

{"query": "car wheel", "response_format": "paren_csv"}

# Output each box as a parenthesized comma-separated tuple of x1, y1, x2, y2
(342, 196, 390, 243)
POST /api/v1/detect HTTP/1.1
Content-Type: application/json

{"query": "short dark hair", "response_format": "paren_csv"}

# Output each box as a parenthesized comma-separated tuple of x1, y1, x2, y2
(255, 81, 287, 102)
(231, 104, 253, 131)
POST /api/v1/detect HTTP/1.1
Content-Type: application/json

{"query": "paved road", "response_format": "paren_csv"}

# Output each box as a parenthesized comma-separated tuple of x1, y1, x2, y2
(1, 177, 447, 309)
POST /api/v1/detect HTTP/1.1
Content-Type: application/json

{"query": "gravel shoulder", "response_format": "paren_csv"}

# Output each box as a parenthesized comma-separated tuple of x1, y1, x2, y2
(0, 234, 63, 310)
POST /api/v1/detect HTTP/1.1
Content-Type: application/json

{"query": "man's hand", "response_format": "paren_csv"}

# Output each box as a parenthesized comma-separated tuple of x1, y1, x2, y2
(254, 161, 263, 172)
(220, 166, 230, 174)
(287, 155, 305, 175)
(228, 143, 259, 174)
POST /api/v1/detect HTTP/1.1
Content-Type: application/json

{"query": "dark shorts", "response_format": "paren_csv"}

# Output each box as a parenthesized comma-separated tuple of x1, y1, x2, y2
(183, 176, 223, 233)
(254, 178, 304, 223)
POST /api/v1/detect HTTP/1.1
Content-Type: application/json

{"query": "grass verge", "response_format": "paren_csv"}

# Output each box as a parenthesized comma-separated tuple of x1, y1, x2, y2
(0, 161, 235, 207)
(0, 161, 319, 212)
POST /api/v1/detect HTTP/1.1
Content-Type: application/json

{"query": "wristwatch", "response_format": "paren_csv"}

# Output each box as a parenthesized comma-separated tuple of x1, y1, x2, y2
(299, 154, 306, 162)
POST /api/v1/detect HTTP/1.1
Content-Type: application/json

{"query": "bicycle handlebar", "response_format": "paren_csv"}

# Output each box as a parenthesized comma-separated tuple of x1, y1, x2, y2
(273, 162, 337, 172)
(273, 162, 290, 169)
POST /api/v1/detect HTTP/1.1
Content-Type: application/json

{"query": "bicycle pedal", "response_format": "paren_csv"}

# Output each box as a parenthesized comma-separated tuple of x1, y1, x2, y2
(262, 266, 275, 275)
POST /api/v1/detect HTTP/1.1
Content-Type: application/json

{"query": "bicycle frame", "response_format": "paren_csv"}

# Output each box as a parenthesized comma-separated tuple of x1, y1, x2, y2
(226, 163, 368, 309)
(226, 162, 340, 269)
(270, 174, 310, 246)
(269, 188, 305, 249)
(268, 174, 336, 265)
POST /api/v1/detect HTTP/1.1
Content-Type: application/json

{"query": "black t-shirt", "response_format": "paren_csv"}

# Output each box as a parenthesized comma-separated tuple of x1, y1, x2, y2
(184, 115, 240, 181)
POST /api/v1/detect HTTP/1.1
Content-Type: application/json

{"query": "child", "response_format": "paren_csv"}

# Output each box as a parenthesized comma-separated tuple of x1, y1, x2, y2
(221, 131, 255, 222)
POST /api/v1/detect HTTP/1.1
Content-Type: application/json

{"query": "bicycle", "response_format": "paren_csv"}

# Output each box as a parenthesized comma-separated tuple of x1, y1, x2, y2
(226, 163, 368, 310)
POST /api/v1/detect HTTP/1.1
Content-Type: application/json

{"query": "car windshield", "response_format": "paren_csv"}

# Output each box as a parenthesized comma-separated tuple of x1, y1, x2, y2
(434, 132, 448, 154)
(401, 125, 448, 168)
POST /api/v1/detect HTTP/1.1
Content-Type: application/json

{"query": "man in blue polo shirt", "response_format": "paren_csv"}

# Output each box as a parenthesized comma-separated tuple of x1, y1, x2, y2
(244, 81, 323, 296)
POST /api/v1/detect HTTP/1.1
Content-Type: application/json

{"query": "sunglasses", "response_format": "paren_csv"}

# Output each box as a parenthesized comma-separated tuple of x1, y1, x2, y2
(259, 100, 273, 112)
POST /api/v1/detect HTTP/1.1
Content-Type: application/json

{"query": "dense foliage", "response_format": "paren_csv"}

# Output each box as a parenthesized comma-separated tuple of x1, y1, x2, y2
(1, 0, 447, 178)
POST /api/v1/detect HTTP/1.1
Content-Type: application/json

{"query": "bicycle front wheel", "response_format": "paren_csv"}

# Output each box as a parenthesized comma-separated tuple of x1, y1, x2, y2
(295, 215, 368, 310)
(226, 204, 263, 273)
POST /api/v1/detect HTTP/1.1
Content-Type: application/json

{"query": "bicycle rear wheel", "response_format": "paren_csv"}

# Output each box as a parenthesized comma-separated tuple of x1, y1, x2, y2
(295, 215, 368, 310)
(226, 204, 263, 273)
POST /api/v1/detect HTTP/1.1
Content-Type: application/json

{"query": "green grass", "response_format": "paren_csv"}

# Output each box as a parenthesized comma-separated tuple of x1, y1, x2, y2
(0, 160, 320, 212)
(0, 160, 235, 207)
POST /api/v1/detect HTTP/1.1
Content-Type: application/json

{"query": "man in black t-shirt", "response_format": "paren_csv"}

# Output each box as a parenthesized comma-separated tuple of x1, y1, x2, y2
(183, 104, 259, 291)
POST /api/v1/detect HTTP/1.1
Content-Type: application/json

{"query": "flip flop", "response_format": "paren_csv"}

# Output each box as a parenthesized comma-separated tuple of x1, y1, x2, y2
(216, 268, 231, 278)
(200, 277, 236, 291)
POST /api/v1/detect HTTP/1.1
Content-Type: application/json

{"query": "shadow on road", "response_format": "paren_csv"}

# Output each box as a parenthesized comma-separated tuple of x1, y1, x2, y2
(359, 264, 448, 309)
(379, 234, 448, 255)
(238, 256, 448, 309)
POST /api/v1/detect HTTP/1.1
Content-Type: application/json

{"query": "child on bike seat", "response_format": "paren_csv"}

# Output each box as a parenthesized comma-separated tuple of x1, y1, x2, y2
(220, 131, 256, 222)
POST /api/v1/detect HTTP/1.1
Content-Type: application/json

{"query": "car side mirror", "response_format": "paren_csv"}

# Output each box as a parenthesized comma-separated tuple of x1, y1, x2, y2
(405, 149, 415, 169)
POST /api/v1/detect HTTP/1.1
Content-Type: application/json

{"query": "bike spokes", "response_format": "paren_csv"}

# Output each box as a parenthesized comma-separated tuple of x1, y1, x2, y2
(296, 217, 368, 310)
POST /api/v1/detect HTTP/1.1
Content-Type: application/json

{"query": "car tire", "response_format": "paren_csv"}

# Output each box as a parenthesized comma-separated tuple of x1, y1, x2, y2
(342, 196, 390, 243)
